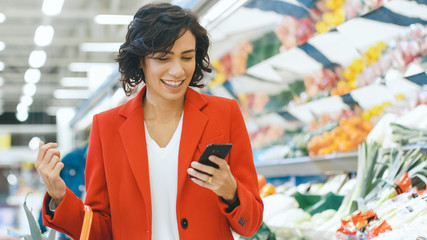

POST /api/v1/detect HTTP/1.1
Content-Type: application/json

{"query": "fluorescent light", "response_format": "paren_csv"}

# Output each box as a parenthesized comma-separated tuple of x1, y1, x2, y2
(60, 77, 89, 87)
(80, 42, 122, 52)
(24, 68, 41, 84)
(200, 0, 248, 29)
(94, 15, 132, 25)
(0, 61, 4, 71)
(0, 13, 5, 23)
(0, 41, 5, 51)
(68, 62, 115, 72)
(34, 25, 54, 47)
(0, 77, 4, 86)
(20, 95, 33, 106)
(23, 83, 37, 96)
(28, 50, 47, 68)
(53, 89, 91, 99)
(16, 111, 29, 122)
(42, 0, 65, 16)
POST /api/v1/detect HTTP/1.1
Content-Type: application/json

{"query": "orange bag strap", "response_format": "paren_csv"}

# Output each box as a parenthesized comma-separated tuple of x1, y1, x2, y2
(80, 205, 93, 240)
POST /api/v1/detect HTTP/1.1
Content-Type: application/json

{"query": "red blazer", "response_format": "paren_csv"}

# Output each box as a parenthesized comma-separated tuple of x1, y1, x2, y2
(42, 87, 263, 239)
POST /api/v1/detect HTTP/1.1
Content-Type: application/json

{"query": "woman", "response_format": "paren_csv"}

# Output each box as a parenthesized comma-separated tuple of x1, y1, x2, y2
(35, 3, 263, 239)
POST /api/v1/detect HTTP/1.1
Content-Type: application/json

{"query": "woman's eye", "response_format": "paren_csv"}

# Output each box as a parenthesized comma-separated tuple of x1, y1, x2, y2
(156, 58, 168, 61)
(182, 57, 194, 61)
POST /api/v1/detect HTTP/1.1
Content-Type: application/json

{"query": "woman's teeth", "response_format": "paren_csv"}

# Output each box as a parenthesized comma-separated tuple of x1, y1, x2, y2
(163, 80, 182, 87)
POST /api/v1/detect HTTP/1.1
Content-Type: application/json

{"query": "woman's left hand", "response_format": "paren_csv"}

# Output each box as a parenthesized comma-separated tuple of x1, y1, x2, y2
(187, 156, 237, 203)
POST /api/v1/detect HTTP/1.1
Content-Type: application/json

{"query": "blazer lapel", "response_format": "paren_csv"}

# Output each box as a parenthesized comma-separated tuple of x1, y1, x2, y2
(177, 88, 208, 204)
(117, 87, 208, 226)
(118, 87, 152, 225)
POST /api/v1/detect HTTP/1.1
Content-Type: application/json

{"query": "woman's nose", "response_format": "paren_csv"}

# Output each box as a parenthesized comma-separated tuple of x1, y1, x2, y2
(168, 60, 185, 77)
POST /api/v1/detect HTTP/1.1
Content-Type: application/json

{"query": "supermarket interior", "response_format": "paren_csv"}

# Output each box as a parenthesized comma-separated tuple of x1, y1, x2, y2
(1, 0, 427, 239)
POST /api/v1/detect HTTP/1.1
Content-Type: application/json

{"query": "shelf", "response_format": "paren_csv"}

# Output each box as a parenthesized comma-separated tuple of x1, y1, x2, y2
(0, 147, 36, 168)
(255, 151, 358, 177)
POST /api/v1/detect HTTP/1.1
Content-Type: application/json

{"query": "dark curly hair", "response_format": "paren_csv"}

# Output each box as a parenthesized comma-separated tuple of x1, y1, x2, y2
(115, 3, 212, 96)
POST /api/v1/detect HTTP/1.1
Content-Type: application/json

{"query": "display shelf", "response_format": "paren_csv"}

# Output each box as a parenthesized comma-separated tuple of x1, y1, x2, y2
(0, 147, 36, 168)
(255, 151, 357, 177)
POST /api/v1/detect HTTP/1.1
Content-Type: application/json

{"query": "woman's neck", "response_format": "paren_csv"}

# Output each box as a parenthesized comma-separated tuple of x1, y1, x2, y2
(142, 93, 184, 122)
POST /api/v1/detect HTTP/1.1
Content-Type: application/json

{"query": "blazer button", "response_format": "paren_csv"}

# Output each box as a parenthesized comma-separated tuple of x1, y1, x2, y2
(181, 218, 188, 229)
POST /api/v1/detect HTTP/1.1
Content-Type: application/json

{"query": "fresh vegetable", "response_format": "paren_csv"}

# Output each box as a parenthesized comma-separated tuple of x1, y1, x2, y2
(307, 116, 373, 156)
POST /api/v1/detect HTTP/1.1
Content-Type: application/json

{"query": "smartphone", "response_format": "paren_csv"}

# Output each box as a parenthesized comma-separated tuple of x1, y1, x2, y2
(190, 143, 232, 177)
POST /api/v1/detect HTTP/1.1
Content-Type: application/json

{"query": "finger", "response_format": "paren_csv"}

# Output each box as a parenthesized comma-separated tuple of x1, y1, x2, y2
(190, 161, 215, 176)
(47, 155, 61, 171)
(35, 141, 46, 167)
(52, 161, 64, 177)
(36, 142, 57, 168)
(45, 148, 61, 165)
(207, 155, 227, 168)
(190, 176, 211, 189)
(187, 168, 212, 182)
(37, 143, 58, 161)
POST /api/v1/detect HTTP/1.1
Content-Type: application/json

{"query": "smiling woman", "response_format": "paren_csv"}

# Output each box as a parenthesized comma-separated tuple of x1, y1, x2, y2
(115, 3, 211, 96)
(36, 2, 263, 240)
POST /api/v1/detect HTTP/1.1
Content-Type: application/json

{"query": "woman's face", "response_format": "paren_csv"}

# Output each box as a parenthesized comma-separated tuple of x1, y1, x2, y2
(141, 30, 196, 104)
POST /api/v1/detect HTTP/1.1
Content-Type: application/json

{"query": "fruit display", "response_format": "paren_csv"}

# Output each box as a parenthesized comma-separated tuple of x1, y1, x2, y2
(307, 116, 373, 156)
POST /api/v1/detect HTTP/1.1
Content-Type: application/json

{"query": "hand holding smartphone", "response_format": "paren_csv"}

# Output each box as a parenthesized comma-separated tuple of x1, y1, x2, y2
(190, 143, 232, 177)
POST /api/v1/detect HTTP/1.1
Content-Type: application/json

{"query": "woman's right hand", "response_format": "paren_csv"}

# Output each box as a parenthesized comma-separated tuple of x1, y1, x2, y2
(35, 142, 66, 205)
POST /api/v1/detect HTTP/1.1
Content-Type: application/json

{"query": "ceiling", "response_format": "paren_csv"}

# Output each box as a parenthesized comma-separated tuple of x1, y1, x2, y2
(2, 0, 426, 124)
(0, 0, 169, 118)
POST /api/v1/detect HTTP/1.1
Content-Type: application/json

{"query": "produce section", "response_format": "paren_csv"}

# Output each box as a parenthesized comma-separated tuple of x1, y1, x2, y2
(215, 1, 427, 239)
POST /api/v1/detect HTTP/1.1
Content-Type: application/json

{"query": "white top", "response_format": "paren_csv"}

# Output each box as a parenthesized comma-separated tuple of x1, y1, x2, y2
(145, 113, 183, 240)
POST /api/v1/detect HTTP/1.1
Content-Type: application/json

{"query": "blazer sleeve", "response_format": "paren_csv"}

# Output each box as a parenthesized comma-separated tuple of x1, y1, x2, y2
(217, 99, 264, 237)
(42, 114, 113, 240)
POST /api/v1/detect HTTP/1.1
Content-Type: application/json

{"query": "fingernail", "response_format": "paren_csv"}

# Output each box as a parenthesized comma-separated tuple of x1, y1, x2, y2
(209, 156, 214, 160)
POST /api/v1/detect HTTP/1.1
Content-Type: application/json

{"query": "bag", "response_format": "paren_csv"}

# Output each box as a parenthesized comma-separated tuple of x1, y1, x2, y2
(80, 205, 93, 240)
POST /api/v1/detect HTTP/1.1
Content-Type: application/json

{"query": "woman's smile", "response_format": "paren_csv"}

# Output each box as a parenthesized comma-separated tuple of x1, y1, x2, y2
(161, 79, 185, 88)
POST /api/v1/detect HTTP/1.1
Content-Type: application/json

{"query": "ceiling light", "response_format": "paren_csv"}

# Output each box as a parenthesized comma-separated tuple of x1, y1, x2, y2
(17, 103, 29, 113)
(23, 83, 37, 96)
(34, 25, 54, 47)
(28, 50, 47, 68)
(24, 68, 41, 84)
(20, 95, 33, 106)
(0, 77, 4, 86)
(60, 77, 89, 87)
(0, 13, 5, 23)
(0, 41, 5, 51)
(68, 62, 115, 72)
(0, 61, 4, 71)
(16, 111, 29, 122)
(7, 174, 18, 185)
(53, 89, 91, 99)
(80, 42, 122, 52)
(42, 0, 65, 16)
(29, 136, 41, 150)
(94, 15, 133, 25)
